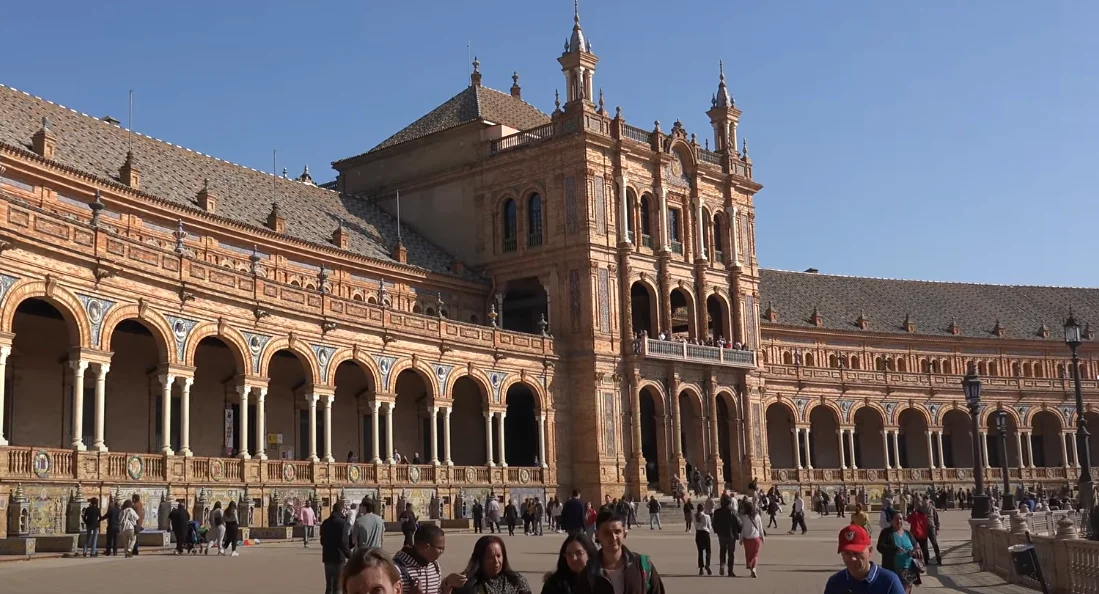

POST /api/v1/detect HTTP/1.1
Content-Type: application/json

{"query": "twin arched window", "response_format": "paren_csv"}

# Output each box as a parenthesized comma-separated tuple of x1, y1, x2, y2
(502, 194, 544, 252)
(528, 194, 543, 247)
(503, 199, 518, 252)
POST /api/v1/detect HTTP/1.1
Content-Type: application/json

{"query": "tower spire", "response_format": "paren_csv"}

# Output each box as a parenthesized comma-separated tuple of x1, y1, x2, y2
(706, 59, 742, 155)
(559, 0, 598, 105)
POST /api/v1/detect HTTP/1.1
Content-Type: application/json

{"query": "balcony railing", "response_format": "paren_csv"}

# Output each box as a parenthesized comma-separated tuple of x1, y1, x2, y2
(714, 250, 724, 264)
(622, 124, 653, 145)
(641, 234, 653, 249)
(698, 148, 722, 166)
(670, 241, 683, 254)
(527, 232, 543, 248)
(640, 338, 755, 368)
(489, 122, 555, 155)
(503, 237, 517, 252)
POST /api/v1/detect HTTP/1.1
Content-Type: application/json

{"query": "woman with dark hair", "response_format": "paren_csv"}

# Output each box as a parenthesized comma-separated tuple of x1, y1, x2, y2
(454, 535, 532, 594)
(224, 501, 240, 557)
(693, 503, 713, 576)
(540, 533, 597, 594)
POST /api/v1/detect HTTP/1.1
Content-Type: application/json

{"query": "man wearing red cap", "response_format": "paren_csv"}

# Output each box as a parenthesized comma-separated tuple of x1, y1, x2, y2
(823, 525, 905, 594)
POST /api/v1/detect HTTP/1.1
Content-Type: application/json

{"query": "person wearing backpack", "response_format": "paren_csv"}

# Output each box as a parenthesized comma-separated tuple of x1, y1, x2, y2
(906, 504, 934, 567)
(588, 510, 665, 594)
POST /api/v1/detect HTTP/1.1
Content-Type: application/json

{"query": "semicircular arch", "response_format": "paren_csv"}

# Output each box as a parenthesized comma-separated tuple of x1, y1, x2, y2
(499, 375, 547, 412)
(676, 383, 704, 414)
(979, 404, 1021, 427)
(258, 337, 319, 384)
(0, 279, 91, 347)
(895, 403, 933, 427)
(324, 348, 381, 389)
(443, 368, 492, 406)
(764, 398, 798, 422)
(805, 399, 843, 425)
(386, 358, 438, 400)
(850, 401, 888, 426)
(1026, 407, 1065, 428)
(100, 304, 175, 364)
(637, 380, 667, 414)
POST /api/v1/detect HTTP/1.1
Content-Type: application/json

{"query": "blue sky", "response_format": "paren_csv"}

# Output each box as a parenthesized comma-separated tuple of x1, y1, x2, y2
(5, 1, 1097, 286)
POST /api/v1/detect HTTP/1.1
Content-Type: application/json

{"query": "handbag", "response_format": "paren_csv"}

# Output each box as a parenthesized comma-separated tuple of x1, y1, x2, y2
(912, 557, 926, 573)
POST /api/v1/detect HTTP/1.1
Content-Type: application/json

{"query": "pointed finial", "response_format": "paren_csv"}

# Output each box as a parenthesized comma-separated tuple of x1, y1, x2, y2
(512, 71, 518, 85)
(40, 116, 50, 132)
(282, 167, 288, 178)
(742, 138, 749, 157)
(202, 177, 209, 192)
(598, 88, 605, 113)
(554, 89, 561, 111)
(174, 220, 185, 255)
(89, 189, 105, 228)
(719, 59, 725, 82)
(574, 0, 580, 23)
(470, 57, 483, 86)
(472, 56, 480, 72)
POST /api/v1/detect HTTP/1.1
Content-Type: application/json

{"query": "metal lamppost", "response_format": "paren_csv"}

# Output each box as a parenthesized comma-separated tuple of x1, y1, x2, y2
(964, 363, 990, 519)
(1064, 312, 1095, 538)
(995, 411, 1014, 511)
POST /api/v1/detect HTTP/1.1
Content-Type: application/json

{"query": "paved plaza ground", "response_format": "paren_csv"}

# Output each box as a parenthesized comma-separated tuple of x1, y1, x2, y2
(0, 510, 1036, 594)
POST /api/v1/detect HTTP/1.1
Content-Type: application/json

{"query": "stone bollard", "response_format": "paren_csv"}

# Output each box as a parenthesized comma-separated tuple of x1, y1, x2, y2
(988, 508, 1004, 530)
(157, 491, 173, 531)
(1055, 513, 1079, 540)
(65, 484, 87, 534)
(1009, 511, 1029, 535)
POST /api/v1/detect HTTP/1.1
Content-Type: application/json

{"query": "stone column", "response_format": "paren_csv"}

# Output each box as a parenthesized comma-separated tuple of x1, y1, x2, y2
(936, 431, 945, 468)
(838, 429, 847, 469)
(726, 206, 740, 266)
(793, 428, 803, 469)
(671, 393, 683, 457)
(891, 430, 901, 468)
(92, 363, 110, 452)
(497, 410, 508, 468)
(159, 373, 175, 455)
(848, 429, 858, 469)
(617, 175, 631, 244)
(1069, 433, 1080, 467)
(494, 293, 505, 329)
(384, 402, 396, 464)
(179, 377, 193, 457)
(882, 430, 892, 469)
(322, 394, 334, 463)
(980, 431, 991, 468)
(538, 413, 548, 468)
(371, 401, 382, 464)
(707, 382, 720, 473)
(255, 388, 268, 460)
(630, 379, 643, 465)
(1015, 432, 1025, 469)
(805, 427, 814, 469)
(429, 405, 440, 465)
(443, 407, 453, 466)
(71, 360, 88, 451)
(658, 186, 670, 252)
(485, 411, 495, 467)
(305, 392, 317, 462)
(0, 346, 8, 446)
(238, 385, 251, 460)
(1060, 432, 1069, 467)
(1025, 432, 1035, 468)
(926, 430, 935, 469)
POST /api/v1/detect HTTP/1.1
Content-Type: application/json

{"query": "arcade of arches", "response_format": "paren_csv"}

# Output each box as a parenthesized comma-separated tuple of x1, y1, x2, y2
(0, 298, 549, 469)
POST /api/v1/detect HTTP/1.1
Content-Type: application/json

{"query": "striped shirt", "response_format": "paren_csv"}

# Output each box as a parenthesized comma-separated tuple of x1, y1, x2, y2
(393, 547, 442, 594)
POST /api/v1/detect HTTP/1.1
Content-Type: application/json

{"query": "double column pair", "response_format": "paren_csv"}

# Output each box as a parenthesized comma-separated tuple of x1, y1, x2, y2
(482, 410, 549, 468)
(65, 358, 111, 452)
(367, 401, 454, 465)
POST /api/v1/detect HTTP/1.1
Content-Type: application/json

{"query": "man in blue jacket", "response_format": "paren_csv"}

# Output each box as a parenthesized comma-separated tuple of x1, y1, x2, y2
(559, 490, 586, 536)
(823, 525, 904, 594)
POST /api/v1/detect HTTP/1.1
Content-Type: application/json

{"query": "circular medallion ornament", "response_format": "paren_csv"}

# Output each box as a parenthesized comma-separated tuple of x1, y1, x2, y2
(408, 466, 422, 484)
(910, 469, 921, 481)
(955, 468, 967, 480)
(1045, 467, 1055, 479)
(173, 321, 187, 340)
(126, 455, 144, 480)
(209, 458, 225, 482)
(466, 467, 477, 483)
(87, 300, 103, 324)
(32, 450, 51, 479)
(348, 465, 362, 483)
(822, 469, 833, 481)
(777, 470, 789, 482)
(670, 156, 683, 178)
(866, 470, 878, 482)
(283, 462, 296, 482)
(519, 469, 531, 484)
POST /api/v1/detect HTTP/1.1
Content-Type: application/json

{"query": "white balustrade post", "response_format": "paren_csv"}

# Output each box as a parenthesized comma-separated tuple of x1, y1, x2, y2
(159, 374, 175, 455)
(538, 414, 548, 468)
(1026, 432, 1036, 468)
(1060, 432, 1069, 467)
(70, 360, 88, 451)
(92, 362, 110, 452)
(179, 377, 193, 457)
(1070, 433, 1080, 467)
(0, 346, 8, 446)
(371, 401, 382, 464)
(384, 402, 395, 465)
(981, 431, 991, 468)
(255, 388, 268, 460)
(429, 405, 440, 465)
(485, 411, 495, 467)
(805, 427, 814, 469)
(892, 430, 902, 468)
(936, 431, 945, 468)
(1015, 432, 1026, 469)
(323, 394, 334, 463)
(238, 385, 251, 460)
(498, 410, 508, 468)
(443, 407, 453, 466)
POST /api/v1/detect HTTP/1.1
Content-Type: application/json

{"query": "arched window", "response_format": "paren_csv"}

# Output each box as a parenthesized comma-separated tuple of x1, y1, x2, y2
(527, 194, 543, 247)
(1058, 363, 1067, 378)
(1033, 363, 1044, 378)
(850, 355, 860, 370)
(367, 296, 378, 304)
(876, 357, 885, 371)
(626, 190, 637, 241)
(896, 358, 907, 372)
(1080, 362, 1089, 377)
(502, 199, 518, 252)
(782, 351, 793, 365)
(829, 354, 838, 368)
(804, 353, 815, 367)
(714, 216, 726, 263)
(932, 360, 941, 373)
(440, 309, 449, 319)
(989, 362, 998, 376)
(1012, 362, 1021, 376)
(1023, 362, 1032, 377)
(921, 359, 930, 373)
(639, 195, 653, 247)
(942, 360, 952, 374)
(978, 361, 987, 375)
(412, 304, 423, 314)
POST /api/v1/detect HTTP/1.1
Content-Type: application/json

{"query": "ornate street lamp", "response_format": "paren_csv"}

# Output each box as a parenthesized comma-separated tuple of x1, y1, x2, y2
(963, 363, 990, 519)
(995, 411, 1013, 511)
(1064, 312, 1095, 538)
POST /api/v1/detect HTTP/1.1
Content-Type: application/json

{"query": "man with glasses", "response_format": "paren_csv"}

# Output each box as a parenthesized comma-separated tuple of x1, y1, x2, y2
(393, 524, 463, 594)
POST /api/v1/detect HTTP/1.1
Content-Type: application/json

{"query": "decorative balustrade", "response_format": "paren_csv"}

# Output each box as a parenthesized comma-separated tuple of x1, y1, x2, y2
(640, 338, 755, 369)
(489, 122, 556, 154)
(622, 124, 653, 145)
(972, 512, 1099, 594)
(766, 364, 1099, 394)
(767, 465, 1078, 488)
(698, 148, 722, 165)
(670, 240, 683, 254)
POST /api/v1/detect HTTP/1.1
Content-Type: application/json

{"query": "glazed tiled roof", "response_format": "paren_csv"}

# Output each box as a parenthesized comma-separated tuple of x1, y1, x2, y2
(355, 84, 551, 156)
(0, 84, 477, 281)
(759, 269, 1099, 341)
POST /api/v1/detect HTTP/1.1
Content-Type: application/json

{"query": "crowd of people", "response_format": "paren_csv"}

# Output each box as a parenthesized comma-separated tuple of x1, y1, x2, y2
(631, 330, 753, 354)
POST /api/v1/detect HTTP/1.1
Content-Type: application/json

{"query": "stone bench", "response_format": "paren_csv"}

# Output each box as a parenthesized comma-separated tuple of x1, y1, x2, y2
(0, 538, 35, 555)
(245, 526, 293, 541)
(137, 530, 170, 547)
(33, 534, 79, 553)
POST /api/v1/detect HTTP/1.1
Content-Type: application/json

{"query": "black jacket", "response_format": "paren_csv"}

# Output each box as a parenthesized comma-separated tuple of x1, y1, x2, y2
(169, 507, 191, 533)
(540, 571, 591, 594)
(101, 505, 120, 530)
(83, 505, 102, 530)
(711, 506, 741, 540)
(321, 514, 352, 564)
(560, 498, 586, 532)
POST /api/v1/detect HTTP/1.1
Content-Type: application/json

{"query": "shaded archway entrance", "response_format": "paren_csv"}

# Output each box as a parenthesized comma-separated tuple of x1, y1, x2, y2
(853, 408, 886, 468)
(897, 409, 930, 468)
(501, 277, 548, 334)
(393, 369, 430, 463)
(630, 282, 656, 337)
(941, 409, 973, 469)
(192, 337, 245, 457)
(333, 361, 374, 462)
(1030, 411, 1063, 467)
(765, 403, 795, 469)
(705, 295, 728, 342)
(451, 377, 488, 465)
(678, 391, 705, 468)
(8, 299, 79, 448)
(504, 384, 539, 466)
(103, 320, 169, 454)
(669, 288, 694, 338)
(639, 386, 666, 487)
(267, 350, 311, 460)
(716, 392, 741, 486)
(986, 412, 1020, 468)
(808, 406, 841, 468)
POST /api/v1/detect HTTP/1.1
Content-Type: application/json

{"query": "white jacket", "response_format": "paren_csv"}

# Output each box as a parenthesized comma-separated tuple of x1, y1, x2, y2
(120, 508, 139, 532)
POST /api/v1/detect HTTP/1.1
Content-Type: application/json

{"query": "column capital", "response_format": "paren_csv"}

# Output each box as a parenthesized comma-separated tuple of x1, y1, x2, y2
(254, 386, 267, 400)
(180, 376, 194, 388)
(0, 344, 10, 360)
(69, 359, 89, 373)
(159, 373, 176, 387)
(383, 400, 395, 411)
(322, 393, 335, 406)
(95, 361, 111, 375)
(157, 363, 195, 379)
(305, 384, 335, 398)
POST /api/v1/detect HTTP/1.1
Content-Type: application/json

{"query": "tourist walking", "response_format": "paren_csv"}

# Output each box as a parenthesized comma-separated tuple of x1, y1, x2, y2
(540, 533, 598, 594)
(321, 501, 353, 594)
(119, 500, 139, 558)
(353, 499, 385, 550)
(81, 497, 101, 557)
(789, 491, 807, 534)
(209, 501, 225, 555)
(823, 525, 905, 594)
(712, 495, 741, 577)
(487, 496, 503, 534)
(590, 511, 666, 594)
(505, 499, 519, 536)
(683, 499, 693, 531)
(399, 503, 418, 547)
(559, 490, 585, 537)
(851, 503, 872, 539)
(300, 498, 317, 548)
(451, 535, 532, 594)
(169, 500, 191, 555)
(693, 503, 713, 575)
(102, 498, 120, 556)
(766, 496, 780, 529)
(739, 501, 765, 578)
(472, 498, 484, 534)
(534, 498, 545, 536)
(223, 501, 240, 556)
(393, 525, 451, 594)
(876, 510, 922, 593)
(647, 496, 662, 530)
(130, 494, 144, 556)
